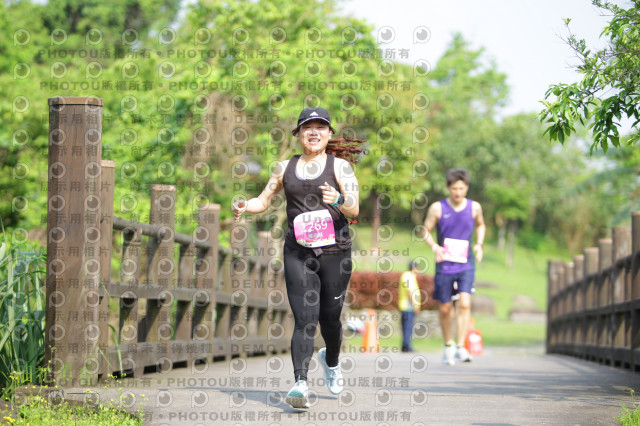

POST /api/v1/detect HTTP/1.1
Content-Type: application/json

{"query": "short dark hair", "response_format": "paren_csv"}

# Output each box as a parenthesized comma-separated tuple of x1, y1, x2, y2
(409, 260, 418, 270)
(445, 168, 470, 186)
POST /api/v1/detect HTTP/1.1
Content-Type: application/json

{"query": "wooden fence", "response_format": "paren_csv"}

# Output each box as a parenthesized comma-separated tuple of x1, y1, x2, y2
(547, 212, 640, 371)
(45, 96, 292, 386)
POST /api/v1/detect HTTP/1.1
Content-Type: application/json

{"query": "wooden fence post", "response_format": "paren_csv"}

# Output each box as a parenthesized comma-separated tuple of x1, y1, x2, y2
(598, 238, 613, 309)
(573, 254, 585, 350)
(564, 262, 574, 347)
(613, 228, 631, 303)
(45, 96, 103, 386)
(215, 244, 233, 359)
(584, 248, 599, 310)
(554, 262, 565, 320)
(257, 232, 273, 353)
(598, 238, 613, 364)
(546, 260, 557, 352)
(583, 247, 599, 357)
(176, 235, 195, 369)
(264, 233, 287, 354)
(195, 204, 220, 361)
(98, 160, 115, 381)
(272, 236, 291, 353)
(144, 185, 176, 371)
(230, 221, 250, 356)
(612, 227, 631, 367)
(573, 255, 585, 312)
(120, 225, 142, 377)
(631, 212, 640, 370)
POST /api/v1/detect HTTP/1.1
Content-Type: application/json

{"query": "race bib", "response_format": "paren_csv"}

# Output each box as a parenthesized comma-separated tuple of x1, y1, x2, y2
(293, 209, 336, 248)
(442, 238, 469, 263)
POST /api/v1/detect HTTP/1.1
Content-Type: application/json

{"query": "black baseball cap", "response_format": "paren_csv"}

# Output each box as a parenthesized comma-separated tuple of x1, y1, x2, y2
(292, 107, 336, 136)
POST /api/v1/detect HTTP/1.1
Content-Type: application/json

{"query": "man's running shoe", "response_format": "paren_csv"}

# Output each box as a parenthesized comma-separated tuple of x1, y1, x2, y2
(455, 346, 472, 362)
(442, 344, 456, 365)
(317, 347, 343, 394)
(285, 378, 310, 409)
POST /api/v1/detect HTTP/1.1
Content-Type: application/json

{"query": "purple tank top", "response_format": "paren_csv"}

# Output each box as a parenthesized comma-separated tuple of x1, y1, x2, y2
(436, 198, 475, 274)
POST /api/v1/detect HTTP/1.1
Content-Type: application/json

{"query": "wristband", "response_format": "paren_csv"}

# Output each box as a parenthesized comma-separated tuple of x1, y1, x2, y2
(330, 193, 345, 206)
(475, 242, 484, 247)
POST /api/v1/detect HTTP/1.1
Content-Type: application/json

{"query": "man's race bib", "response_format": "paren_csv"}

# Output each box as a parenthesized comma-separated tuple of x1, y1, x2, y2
(442, 238, 469, 263)
(293, 210, 336, 248)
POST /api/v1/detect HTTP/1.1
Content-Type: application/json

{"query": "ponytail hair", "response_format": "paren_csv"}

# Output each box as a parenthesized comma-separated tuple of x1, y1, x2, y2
(326, 137, 366, 164)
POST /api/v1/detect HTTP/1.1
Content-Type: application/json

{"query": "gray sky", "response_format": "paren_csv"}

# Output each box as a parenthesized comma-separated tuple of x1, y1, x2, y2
(340, 0, 611, 117)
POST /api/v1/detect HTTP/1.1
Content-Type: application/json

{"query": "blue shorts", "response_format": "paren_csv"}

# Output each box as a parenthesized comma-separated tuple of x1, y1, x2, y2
(433, 269, 475, 303)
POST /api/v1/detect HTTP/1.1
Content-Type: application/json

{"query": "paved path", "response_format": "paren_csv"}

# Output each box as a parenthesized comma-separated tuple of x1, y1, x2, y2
(67, 346, 640, 425)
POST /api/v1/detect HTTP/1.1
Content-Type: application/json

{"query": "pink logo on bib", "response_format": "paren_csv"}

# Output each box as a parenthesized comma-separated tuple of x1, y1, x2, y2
(442, 238, 469, 263)
(293, 210, 336, 248)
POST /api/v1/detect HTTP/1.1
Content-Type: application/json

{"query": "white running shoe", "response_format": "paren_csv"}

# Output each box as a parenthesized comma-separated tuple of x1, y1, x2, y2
(317, 347, 343, 394)
(455, 346, 472, 362)
(285, 378, 310, 409)
(442, 344, 456, 365)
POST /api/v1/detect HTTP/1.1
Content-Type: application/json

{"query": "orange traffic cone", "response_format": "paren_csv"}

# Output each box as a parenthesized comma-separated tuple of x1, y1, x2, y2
(361, 309, 379, 353)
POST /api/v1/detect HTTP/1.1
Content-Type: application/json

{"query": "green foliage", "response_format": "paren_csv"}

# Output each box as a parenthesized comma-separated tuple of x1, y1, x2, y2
(425, 34, 509, 196)
(516, 227, 548, 251)
(617, 390, 640, 426)
(0, 239, 46, 399)
(2, 392, 143, 425)
(567, 146, 640, 226)
(485, 182, 529, 222)
(540, 0, 640, 153)
(0, 0, 431, 238)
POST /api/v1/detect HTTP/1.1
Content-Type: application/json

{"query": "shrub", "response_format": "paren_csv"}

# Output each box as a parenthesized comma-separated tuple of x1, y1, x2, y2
(0, 239, 47, 400)
(348, 271, 437, 310)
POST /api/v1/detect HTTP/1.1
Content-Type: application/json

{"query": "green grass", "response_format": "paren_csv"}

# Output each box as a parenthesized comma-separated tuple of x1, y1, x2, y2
(617, 390, 640, 426)
(473, 316, 545, 347)
(475, 244, 552, 318)
(0, 393, 142, 425)
(343, 315, 545, 354)
(350, 224, 551, 348)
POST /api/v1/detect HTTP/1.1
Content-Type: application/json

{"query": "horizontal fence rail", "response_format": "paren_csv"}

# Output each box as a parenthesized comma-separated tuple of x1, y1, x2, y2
(45, 97, 293, 386)
(547, 212, 640, 371)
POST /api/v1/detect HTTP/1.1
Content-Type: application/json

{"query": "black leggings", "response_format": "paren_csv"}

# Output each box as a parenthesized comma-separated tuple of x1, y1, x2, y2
(283, 242, 352, 381)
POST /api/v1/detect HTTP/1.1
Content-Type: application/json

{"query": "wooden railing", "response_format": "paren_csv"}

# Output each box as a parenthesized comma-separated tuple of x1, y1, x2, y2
(45, 97, 292, 386)
(547, 212, 640, 371)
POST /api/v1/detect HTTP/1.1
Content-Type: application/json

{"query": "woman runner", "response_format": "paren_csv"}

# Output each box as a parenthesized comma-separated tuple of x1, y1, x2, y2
(232, 106, 363, 409)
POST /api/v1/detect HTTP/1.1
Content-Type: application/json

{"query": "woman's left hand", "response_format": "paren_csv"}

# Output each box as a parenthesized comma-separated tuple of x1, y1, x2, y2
(320, 181, 340, 205)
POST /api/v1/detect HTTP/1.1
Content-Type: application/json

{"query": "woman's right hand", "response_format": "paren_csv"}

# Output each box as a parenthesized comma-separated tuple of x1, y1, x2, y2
(232, 199, 247, 222)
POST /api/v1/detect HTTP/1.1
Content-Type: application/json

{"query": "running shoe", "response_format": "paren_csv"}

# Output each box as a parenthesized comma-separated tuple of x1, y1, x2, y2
(455, 346, 472, 362)
(317, 347, 343, 394)
(442, 344, 456, 365)
(285, 378, 310, 409)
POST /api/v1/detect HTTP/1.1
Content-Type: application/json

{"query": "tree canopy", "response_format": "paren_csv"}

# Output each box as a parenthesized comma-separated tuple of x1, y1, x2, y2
(0, 0, 635, 254)
(539, 0, 640, 153)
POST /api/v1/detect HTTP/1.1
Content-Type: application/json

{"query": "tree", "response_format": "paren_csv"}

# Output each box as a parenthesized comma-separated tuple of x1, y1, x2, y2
(181, 0, 432, 249)
(539, 0, 640, 153)
(0, 0, 428, 242)
(566, 145, 640, 225)
(424, 34, 508, 200)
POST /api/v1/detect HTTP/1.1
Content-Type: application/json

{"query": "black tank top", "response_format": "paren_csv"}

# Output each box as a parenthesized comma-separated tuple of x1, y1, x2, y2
(283, 154, 351, 253)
